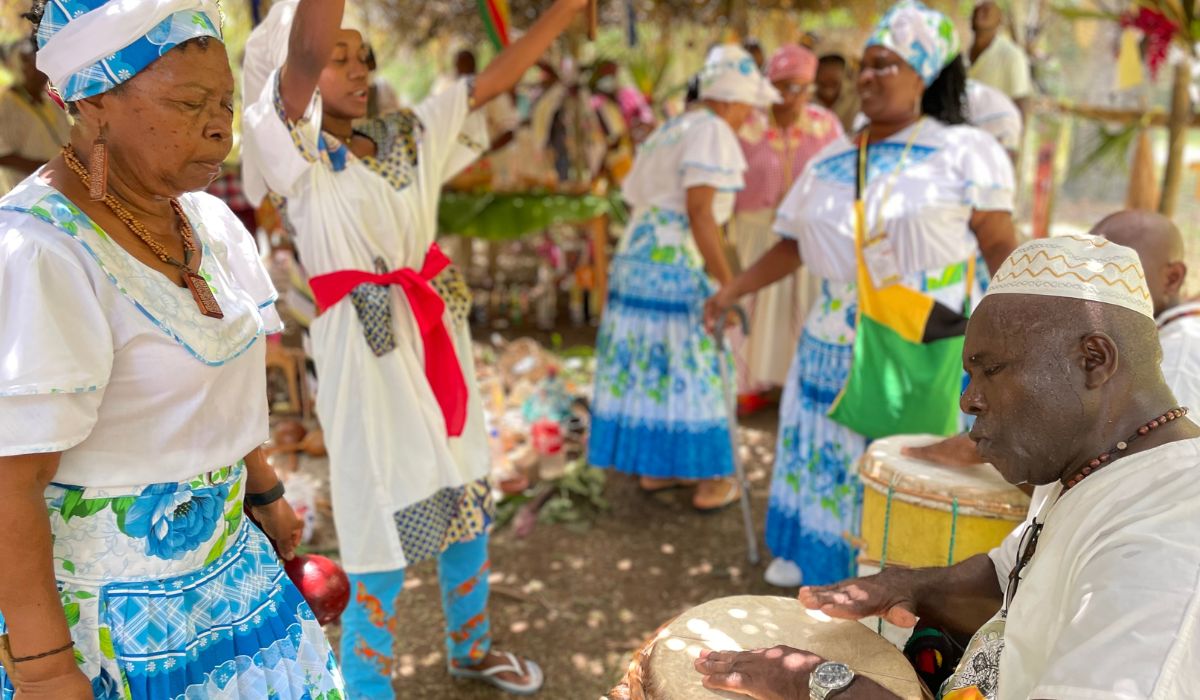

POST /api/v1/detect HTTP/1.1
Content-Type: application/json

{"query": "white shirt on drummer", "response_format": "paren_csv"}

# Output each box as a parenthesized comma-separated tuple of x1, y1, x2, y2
(987, 438, 1200, 699)
(992, 300, 1200, 580)
(985, 309, 1200, 698)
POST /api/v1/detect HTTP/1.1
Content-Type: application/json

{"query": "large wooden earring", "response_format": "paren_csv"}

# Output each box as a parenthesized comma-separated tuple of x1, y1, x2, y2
(88, 128, 108, 201)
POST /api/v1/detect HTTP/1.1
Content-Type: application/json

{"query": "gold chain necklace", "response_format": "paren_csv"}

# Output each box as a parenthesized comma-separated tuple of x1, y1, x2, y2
(61, 146, 223, 319)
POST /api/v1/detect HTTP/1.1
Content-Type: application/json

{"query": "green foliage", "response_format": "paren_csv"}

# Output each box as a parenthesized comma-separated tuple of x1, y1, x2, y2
(496, 460, 609, 531)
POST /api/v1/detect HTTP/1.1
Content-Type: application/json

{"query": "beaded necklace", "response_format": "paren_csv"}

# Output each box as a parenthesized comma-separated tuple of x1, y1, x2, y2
(1061, 406, 1188, 490)
(61, 146, 223, 319)
(1004, 406, 1189, 610)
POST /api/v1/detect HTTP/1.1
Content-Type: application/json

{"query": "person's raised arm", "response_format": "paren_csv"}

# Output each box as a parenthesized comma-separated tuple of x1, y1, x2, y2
(0, 453, 92, 699)
(473, 0, 589, 108)
(279, 0, 347, 122)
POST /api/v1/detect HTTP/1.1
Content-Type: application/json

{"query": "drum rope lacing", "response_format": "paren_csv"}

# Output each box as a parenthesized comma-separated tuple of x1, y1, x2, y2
(876, 477, 960, 634)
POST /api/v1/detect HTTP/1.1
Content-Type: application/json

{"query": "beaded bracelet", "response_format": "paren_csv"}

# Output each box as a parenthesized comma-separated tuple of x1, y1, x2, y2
(12, 640, 75, 664)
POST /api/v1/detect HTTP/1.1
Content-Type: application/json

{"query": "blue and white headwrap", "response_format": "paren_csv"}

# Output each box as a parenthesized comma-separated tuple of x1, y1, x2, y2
(36, 0, 222, 103)
(697, 44, 781, 108)
(866, 0, 960, 86)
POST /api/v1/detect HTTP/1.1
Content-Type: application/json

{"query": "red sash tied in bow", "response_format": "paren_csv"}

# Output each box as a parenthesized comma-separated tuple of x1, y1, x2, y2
(308, 244, 468, 437)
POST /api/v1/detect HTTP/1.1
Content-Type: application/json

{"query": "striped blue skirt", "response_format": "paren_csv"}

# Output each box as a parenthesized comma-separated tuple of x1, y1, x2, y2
(0, 463, 344, 700)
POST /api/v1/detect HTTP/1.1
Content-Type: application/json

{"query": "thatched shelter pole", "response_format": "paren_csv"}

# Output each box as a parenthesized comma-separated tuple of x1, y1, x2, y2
(1158, 58, 1191, 217)
(727, 0, 749, 39)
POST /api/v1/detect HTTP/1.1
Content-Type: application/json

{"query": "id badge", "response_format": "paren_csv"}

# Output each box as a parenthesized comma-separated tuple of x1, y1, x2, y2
(862, 234, 902, 289)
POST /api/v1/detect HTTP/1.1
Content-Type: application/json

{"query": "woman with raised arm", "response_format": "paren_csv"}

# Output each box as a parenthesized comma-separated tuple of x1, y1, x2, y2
(0, 1, 344, 698)
(241, 1, 588, 696)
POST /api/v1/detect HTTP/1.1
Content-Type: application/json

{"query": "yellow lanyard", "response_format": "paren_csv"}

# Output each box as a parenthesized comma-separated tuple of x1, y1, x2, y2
(855, 118, 925, 242)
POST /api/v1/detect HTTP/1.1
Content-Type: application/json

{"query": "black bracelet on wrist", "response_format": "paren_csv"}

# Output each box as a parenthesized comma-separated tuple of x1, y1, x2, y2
(246, 481, 286, 507)
(11, 639, 75, 664)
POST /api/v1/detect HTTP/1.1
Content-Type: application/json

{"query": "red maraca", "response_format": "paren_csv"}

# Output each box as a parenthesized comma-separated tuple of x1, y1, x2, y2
(284, 554, 351, 626)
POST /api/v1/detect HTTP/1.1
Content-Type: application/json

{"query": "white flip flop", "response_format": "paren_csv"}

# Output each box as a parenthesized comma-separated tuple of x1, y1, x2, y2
(449, 651, 545, 696)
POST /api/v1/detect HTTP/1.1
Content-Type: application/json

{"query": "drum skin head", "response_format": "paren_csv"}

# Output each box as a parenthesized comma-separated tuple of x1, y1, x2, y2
(641, 595, 926, 699)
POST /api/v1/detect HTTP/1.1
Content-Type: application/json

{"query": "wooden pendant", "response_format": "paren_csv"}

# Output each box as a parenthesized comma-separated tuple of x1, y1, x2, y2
(184, 270, 224, 319)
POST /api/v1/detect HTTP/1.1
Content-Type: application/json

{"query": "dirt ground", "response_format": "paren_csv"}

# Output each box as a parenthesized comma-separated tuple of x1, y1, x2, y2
(304, 407, 786, 700)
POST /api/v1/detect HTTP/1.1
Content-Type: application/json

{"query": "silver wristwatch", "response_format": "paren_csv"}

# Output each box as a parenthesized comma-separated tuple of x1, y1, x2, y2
(810, 661, 856, 700)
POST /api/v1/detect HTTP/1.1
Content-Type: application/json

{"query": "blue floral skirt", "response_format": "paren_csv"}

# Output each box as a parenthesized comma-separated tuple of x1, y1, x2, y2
(766, 268, 976, 585)
(588, 252, 735, 480)
(0, 463, 345, 700)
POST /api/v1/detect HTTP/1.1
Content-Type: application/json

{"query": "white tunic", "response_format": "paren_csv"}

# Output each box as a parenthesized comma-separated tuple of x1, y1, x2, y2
(966, 80, 1023, 153)
(0, 176, 281, 486)
(242, 76, 490, 573)
(774, 118, 1014, 287)
(985, 439, 1200, 699)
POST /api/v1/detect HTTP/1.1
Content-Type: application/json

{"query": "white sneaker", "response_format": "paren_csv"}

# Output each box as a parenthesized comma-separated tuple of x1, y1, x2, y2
(763, 557, 803, 588)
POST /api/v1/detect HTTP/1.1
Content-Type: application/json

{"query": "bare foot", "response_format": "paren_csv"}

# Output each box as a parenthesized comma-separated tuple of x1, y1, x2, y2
(639, 476, 693, 492)
(902, 433, 982, 468)
(693, 478, 739, 511)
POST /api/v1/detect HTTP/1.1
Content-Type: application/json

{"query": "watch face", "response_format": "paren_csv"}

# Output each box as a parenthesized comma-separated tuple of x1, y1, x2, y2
(813, 662, 854, 690)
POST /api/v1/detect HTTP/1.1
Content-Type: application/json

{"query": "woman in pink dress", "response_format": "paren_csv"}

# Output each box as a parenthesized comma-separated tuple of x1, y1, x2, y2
(731, 45, 843, 414)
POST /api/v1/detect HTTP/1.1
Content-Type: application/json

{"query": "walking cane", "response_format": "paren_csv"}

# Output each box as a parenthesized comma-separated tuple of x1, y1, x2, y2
(715, 305, 760, 565)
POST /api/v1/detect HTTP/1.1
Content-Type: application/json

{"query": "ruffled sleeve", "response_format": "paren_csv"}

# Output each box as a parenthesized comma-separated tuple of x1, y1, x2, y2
(772, 153, 824, 241)
(442, 109, 491, 184)
(953, 125, 1015, 212)
(679, 113, 748, 192)
(241, 69, 324, 203)
(191, 194, 284, 334)
(0, 222, 113, 455)
(414, 78, 477, 184)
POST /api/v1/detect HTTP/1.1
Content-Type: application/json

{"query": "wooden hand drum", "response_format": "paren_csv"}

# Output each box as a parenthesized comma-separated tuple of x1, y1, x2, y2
(857, 434, 1030, 569)
(611, 595, 927, 699)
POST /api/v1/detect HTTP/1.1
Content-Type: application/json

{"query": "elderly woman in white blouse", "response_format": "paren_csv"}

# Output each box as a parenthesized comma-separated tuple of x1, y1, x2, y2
(0, 1, 343, 698)
(588, 46, 781, 512)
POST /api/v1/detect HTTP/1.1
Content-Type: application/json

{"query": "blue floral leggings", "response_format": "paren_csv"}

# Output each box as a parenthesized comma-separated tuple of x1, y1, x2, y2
(340, 535, 492, 699)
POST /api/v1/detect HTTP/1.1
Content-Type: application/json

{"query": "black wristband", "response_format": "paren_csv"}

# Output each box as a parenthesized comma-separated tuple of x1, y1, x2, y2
(246, 481, 286, 507)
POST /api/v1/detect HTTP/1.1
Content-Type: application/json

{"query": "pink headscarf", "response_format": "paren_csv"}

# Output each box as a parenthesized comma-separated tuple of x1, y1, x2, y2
(767, 44, 817, 83)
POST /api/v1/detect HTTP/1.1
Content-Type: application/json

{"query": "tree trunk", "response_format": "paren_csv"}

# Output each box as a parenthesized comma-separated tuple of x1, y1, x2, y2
(1159, 59, 1192, 217)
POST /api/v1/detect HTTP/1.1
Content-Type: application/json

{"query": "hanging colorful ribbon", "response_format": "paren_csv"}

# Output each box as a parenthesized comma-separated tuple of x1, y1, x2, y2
(477, 0, 512, 50)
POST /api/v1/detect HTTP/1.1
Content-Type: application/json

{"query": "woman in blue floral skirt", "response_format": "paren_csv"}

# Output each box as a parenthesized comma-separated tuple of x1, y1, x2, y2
(708, 1, 1017, 587)
(589, 45, 781, 511)
(0, 1, 343, 698)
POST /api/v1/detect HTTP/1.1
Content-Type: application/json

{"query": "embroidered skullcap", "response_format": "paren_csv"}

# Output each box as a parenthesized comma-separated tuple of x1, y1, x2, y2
(986, 234, 1154, 318)
(866, 0, 960, 86)
(698, 44, 781, 108)
(36, 0, 222, 103)
(767, 44, 818, 84)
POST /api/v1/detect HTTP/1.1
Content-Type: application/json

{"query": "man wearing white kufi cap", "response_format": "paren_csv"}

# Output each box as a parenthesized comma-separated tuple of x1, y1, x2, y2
(695, 235, 1200, 699)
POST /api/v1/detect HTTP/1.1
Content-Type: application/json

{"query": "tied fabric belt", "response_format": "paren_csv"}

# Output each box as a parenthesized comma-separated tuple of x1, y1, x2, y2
(308, 243, 467, 437)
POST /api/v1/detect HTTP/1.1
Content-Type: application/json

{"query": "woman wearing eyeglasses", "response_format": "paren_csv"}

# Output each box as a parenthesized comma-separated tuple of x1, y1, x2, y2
(730, 44, 843, 417)
(708, 0, 1018, 589)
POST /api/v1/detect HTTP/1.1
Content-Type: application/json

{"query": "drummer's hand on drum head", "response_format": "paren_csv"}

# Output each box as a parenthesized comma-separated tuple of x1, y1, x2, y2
(798, 575, 919, 629)
(694, 647, 820, 700)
